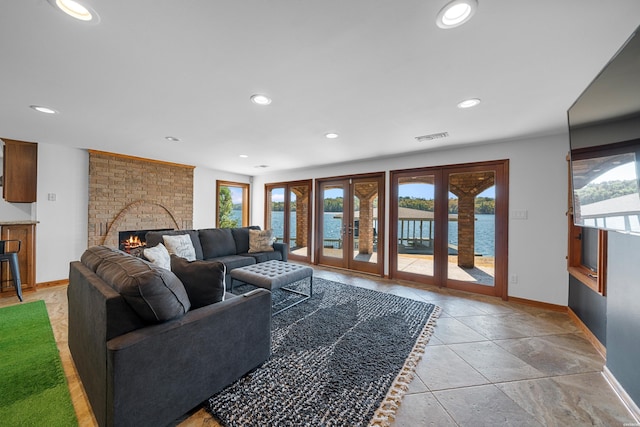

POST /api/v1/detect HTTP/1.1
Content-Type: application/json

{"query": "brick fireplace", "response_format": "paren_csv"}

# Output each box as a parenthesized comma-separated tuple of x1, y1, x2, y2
(88, 150, 194, 249)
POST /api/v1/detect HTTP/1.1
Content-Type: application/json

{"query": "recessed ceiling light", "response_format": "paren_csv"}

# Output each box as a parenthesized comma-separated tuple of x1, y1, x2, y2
(239, 154, 249, 158)
(165, 136, 180, 142)
(250, 94, 272, 106)
(457, 98, 481, 109)
(325, 133, 339, 139)
(48, 0, 100, 23)
(30, 105, 58, 114)
(436, 0, 478, 29)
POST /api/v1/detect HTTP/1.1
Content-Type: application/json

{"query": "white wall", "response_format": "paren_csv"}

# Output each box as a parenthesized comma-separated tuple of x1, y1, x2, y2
(252, 133, 570, 305)
(10, 144, 252, 284)
(35, 142, 88, 283)
(16, 134, 569, 305)
(193, 168, 251, 230)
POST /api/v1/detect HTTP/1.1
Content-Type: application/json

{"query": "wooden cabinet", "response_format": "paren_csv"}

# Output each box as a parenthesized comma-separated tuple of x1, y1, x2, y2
(2, 138, 38, 203)
(0, 223, 36, 296)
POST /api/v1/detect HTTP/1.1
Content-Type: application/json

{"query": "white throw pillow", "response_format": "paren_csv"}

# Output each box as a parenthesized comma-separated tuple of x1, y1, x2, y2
(143, 243, 171, 270)
(163, 234, 196, 261)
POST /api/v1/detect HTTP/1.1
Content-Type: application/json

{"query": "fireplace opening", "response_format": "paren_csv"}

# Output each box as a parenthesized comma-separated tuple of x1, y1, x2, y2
(119, 228, 173, 256)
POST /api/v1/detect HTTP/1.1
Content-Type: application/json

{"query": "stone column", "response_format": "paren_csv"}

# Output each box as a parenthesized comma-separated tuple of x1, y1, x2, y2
(294, 196, 308, 248)
(457, 196, 476, 268)
(358, 198, 374, 254)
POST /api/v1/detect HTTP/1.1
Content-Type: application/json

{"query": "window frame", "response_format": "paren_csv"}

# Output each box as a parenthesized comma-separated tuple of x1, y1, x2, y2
(567, 155, 607, 295)
(216, 180, 250, 228)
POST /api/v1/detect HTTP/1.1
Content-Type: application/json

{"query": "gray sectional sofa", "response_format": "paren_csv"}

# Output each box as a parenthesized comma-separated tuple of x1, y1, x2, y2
(145, 226, 288, 289)
(68, 245, 272, 427)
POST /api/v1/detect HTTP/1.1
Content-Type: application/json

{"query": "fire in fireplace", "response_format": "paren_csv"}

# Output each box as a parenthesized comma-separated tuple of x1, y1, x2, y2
(118, 229, 173, 255)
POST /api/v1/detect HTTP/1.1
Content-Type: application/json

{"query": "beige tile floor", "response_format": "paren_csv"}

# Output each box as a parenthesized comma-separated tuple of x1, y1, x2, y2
(2, 266, 637, 426)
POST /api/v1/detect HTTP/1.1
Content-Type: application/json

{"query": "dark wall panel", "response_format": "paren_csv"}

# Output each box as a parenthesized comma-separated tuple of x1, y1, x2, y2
(568, 275, 607, 345)
(606, 231, 640, 406)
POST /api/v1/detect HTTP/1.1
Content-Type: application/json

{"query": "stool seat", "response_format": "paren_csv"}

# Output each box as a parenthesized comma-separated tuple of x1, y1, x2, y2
(0, 240, 22, 302)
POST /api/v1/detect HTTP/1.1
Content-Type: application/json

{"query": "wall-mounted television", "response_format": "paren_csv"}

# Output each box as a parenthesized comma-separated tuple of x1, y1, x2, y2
(568, 24, 640, 234)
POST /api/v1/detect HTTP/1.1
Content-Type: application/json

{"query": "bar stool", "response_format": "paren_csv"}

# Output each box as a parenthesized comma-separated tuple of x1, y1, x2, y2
(0, 240, 22, 301)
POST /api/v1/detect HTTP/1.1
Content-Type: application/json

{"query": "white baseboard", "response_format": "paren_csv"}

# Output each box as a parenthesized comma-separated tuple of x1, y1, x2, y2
(602, 366, 640, 423)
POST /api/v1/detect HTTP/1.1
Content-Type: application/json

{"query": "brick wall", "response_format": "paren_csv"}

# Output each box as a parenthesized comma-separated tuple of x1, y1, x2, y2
(88, 150, 194, 248)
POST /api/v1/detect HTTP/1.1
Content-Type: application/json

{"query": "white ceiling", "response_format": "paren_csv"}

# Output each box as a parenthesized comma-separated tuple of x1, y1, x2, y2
(1, 1, 639, 176)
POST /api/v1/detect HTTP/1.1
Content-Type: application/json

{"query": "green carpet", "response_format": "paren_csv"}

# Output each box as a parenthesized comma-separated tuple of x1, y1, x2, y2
(0, 300, 78, 426)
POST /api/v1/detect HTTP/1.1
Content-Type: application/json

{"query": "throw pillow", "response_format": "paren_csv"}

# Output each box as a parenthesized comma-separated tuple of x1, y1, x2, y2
(143, 243, 171, 270)
(248, 229, 275, 253)
(163, 234, 196, 261)
(170, 255, 226, 309)
(94, 248, 190, 324)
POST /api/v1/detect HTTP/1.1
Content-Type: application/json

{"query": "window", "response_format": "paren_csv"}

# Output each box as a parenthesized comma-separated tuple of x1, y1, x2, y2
(567, 156, 607, 295)
(216, 180, 249, 228)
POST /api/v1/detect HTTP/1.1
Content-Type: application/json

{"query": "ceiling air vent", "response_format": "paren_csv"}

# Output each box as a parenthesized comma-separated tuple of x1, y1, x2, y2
(415, 132, 449, 142)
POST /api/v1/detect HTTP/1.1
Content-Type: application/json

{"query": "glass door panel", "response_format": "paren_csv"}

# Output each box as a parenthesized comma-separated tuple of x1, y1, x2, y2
(447, 171, 496, 287)
(267, 187, 286, 244)
(318, 182, 347, 267)
(351, 179, 380, 274)
(395, 174, 437, 281)
(289, 185, 310, 258)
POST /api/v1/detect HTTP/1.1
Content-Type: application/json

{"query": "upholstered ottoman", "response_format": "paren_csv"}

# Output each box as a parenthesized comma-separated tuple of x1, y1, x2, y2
(230, 260, 313, 315)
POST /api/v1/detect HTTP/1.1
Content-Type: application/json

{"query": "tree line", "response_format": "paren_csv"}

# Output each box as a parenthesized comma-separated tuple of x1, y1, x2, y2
(399, 196, 495, 214)
(576, 180, 637, 205)
(308, 196, 495, 214)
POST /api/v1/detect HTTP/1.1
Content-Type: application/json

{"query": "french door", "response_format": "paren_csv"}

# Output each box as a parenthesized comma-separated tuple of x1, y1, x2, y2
(390, 160, 508, 298)
(265, 181, 312, 262)
(315, 173, 385, 276)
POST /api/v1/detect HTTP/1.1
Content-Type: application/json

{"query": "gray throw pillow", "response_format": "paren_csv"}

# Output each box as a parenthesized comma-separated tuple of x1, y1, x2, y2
(94, 248, 191, 323)
(170, 255, 226, 309)
(199, 228, 237, 258)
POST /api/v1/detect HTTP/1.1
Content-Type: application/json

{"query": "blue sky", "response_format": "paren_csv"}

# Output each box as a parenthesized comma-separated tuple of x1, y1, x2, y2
(398, 183, 495, 199)
(321, 183, 495, 200)
(269, 183, 496, 204)
(591, 161, 637, 184)
(228, 186, 244, 204)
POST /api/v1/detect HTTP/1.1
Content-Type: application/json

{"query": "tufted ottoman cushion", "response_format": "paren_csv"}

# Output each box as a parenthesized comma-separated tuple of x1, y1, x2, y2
(230, 260, 312, 291)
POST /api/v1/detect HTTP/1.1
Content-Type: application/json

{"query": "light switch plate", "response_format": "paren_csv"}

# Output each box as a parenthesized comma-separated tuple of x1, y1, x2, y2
(511, 209, 528, 220)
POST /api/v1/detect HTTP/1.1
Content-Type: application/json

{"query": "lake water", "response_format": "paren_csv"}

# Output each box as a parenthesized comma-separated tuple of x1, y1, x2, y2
(234, 211, 495, 256)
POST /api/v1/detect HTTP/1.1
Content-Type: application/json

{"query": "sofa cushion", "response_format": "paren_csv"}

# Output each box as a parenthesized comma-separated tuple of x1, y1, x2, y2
(143, 243, 171, 270)
(81, 245, 121, 271)
(145, 230, 204, 260)
(199, 228, 237, 259)
(241, 250, 283, 263)
(231, 226, 260, 255)
(163, 234, 196, 261)
(170, 255, 226, 309)
(212, 254, 256, 271)
(93, 248, 191, 324)
(248, 229, 275, 253)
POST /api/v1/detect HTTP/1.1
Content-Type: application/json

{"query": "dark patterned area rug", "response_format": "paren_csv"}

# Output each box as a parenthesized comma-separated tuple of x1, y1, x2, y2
(207, 278, 440, 427)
